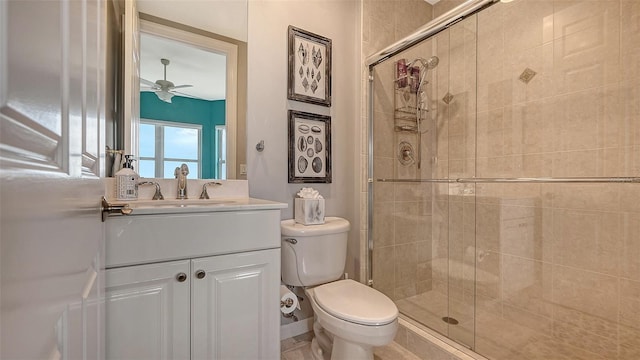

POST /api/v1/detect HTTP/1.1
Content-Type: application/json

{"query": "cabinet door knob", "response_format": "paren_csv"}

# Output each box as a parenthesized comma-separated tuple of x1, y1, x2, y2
(176, 272, 187, 282)
(195, 270, 206, 279)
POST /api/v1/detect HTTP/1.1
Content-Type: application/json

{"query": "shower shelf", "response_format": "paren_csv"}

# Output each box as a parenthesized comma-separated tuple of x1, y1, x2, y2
(375, 177, 640, 183)
(394, 87, 428, 130)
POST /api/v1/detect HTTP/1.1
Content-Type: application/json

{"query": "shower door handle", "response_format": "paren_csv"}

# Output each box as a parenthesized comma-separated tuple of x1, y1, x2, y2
(284, 238, 297, 245)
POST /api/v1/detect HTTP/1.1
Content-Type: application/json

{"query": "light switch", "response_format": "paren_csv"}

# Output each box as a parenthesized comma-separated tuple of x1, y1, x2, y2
(240, 164, 247, 175)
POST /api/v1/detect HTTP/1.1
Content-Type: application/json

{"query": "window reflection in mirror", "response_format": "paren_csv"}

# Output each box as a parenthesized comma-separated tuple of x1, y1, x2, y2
(139, 120, 203, 178)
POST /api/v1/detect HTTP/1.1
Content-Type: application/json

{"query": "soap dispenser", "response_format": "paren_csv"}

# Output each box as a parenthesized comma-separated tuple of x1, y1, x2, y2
(115, 155, 139, 201)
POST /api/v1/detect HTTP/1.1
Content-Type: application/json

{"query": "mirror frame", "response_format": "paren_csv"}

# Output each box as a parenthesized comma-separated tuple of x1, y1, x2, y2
(123, 15, 238, 179)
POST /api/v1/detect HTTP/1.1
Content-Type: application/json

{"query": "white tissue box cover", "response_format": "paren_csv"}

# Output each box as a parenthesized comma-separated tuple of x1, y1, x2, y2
(295, 198, 325, 225)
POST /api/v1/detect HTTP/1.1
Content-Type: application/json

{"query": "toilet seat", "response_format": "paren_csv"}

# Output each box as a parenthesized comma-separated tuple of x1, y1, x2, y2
(312, 280, 398, 326)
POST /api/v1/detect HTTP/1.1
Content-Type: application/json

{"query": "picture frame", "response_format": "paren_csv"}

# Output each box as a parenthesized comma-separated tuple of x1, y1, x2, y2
(287, 26, 332, 107)
(288, 110, 331, 183)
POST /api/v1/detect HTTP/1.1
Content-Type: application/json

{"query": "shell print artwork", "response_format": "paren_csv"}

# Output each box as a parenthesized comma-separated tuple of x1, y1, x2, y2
(312, 157, 323, 173)
(310, 80, 318, 94)
(298, 124, 310, 134)
(307, 136, 314, 144)
(298, 66, 304, 78)
(298, 136, 307, 152)
(314, 138, 322, 153)
(298, 156, 308, 173)
(311, 126, 321, 134)
(306, 148, 314, 157)
(312, 46, 323, 69)
(298, 43, 308, 65)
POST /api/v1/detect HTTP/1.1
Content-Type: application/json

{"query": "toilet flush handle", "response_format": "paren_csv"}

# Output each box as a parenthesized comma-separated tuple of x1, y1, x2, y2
(284, 238, 297, 245)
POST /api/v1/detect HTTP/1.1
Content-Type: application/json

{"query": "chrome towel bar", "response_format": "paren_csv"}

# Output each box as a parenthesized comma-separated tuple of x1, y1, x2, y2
(375, 177, 640, 183)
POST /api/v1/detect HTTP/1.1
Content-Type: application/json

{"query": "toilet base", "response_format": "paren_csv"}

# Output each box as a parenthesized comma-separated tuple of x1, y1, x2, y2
(332, 336, 374, 360)
(310, 338, 326, 360)
(311, 320, 376, 360)
(311, 335, 375, 360)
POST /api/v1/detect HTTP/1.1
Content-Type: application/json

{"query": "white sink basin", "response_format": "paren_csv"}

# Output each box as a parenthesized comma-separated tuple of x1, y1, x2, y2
(106, 197, 287, 216)
(129, 199, 237, 207)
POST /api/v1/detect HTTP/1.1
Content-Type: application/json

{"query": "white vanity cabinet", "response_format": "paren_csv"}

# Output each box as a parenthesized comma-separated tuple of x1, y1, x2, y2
(191, 249, 280, 359)
(106, 260, 191, 359)
(105, 204, 284, 360)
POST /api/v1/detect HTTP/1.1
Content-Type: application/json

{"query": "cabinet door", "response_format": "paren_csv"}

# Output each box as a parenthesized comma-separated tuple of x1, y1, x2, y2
(106, 260, 190, 360)
(191, 249, 281, 360)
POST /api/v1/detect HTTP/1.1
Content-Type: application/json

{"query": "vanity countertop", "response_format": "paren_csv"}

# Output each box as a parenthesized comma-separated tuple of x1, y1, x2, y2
(104, 178, 286, 215)
(108, 197, 287, 215)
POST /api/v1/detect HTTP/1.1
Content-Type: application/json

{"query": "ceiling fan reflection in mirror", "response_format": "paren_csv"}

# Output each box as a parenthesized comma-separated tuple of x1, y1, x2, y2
(141, 58, 198, 103)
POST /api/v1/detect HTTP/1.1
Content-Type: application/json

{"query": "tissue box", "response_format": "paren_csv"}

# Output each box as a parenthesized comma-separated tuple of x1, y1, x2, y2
(294, 198, 325, 225)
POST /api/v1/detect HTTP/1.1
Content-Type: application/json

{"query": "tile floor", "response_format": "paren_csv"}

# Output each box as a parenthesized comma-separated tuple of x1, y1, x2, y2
(281, 332, 421, 360)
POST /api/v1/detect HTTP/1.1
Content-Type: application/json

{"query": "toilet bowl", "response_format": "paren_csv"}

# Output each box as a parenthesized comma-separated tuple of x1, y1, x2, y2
(280, 217, 398, 360)
(305, 280, 398, 360)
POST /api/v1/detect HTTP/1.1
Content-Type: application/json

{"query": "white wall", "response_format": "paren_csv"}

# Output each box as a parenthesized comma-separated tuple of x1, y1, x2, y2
(247, 0, 362, 277)
(136, 0, 248, 41)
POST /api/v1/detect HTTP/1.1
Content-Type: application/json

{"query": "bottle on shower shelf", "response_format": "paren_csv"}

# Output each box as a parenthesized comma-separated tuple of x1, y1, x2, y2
(396, 59, 408, 88)
(409, 66, 421, 93)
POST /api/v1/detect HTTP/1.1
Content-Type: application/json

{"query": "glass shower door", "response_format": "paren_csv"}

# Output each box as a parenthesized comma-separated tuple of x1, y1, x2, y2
(369, 13, 478, 350)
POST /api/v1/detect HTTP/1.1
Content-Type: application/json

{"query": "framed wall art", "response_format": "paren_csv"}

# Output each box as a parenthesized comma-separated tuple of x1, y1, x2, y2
(287, 26, 332, 107)
(288, 110, 331, 183)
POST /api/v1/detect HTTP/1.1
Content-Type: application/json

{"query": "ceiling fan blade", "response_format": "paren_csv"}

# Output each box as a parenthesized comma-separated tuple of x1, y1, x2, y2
(140, 78, 157, 87)
(171, 90, 207, 101)
(171, 84, 193, 90)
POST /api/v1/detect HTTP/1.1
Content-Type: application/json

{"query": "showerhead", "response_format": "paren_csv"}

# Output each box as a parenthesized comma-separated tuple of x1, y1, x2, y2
(425, 55, 439, 69)
(408, 55, 439, 71)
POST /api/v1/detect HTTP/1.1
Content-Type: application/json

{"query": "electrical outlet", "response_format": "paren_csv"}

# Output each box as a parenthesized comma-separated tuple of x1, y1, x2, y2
(240, 164, 247, 175)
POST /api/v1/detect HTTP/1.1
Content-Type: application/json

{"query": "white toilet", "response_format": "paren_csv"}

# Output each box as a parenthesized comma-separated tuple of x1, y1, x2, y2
(281, 217, 398, 360)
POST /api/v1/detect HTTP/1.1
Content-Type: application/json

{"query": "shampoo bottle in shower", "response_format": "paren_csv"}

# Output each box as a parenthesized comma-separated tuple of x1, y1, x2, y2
(409, 66, 420, 93)
(396, 59, 408, 88)
(115, 155, 139, 201)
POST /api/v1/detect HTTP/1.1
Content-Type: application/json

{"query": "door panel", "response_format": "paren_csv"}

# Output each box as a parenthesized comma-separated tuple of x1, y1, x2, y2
(0, 0, 107, 358)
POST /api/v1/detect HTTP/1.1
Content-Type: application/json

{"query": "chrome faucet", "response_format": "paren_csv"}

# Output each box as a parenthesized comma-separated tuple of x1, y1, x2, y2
(199, 182, 222, 199)
(137, 181, 164, 200)
(174, 163, 189, 199)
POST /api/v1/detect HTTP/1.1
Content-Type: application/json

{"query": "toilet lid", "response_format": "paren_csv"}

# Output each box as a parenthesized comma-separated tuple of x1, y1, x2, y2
(313, 280, 398, 326)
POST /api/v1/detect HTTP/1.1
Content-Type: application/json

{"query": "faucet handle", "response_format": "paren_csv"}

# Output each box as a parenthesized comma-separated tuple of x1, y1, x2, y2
(199, 182, 222, 199)
(138, 181, 164, 200)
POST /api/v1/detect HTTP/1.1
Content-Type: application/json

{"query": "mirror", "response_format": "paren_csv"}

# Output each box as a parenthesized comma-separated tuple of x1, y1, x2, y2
(115, 1, 247, 180)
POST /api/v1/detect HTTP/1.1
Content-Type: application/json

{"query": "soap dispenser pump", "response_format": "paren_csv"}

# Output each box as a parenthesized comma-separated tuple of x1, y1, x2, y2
(115, 155, 139, 200)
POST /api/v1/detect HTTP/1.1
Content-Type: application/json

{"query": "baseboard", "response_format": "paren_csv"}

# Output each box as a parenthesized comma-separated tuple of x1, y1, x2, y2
(280, 317, 313, 340)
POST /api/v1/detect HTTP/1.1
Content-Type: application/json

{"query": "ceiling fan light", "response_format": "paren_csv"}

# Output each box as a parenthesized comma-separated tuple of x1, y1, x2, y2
(156, 91, 174, 103)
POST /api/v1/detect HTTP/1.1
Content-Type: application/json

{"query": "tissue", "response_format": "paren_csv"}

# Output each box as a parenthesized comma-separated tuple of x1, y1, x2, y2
(295, 187, 325, 225)
(280, 285, 300, 314)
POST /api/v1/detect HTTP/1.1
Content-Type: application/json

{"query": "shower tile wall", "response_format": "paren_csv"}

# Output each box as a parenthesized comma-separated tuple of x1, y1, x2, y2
(432, 15, 478, 349)
(472, 1, 640, 359)
(361, 0, 433, 284)
(369, 6, 480, 349)
(371, 38, 438, 302)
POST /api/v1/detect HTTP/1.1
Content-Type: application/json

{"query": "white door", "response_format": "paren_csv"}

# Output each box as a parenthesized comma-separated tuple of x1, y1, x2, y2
(105, 260, 191, 360)
(191, 249, 281, 360)
(0, 0, 107, 358)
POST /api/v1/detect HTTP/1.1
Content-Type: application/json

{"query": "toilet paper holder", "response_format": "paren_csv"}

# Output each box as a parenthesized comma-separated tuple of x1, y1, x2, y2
(281, 298, 295, 308)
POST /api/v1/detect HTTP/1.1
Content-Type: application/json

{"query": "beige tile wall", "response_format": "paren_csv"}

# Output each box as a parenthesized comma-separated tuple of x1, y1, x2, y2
(361, 0, 433, 288)
(472, 1, 640, 359)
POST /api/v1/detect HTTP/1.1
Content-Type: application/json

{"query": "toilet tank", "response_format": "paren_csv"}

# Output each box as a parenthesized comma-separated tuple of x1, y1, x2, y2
(281, 217, 350, 287)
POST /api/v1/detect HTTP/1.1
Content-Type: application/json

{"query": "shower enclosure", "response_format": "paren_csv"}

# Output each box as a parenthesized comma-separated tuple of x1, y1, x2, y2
(367, 0, 640, 359)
